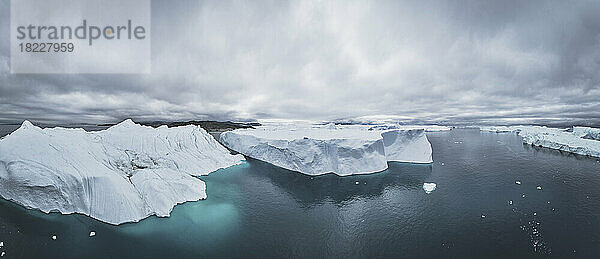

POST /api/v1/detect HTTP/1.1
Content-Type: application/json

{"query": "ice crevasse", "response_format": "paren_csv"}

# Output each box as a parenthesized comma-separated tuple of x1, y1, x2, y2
(0, 120, 245, 225)
(219, 125, 433, 176)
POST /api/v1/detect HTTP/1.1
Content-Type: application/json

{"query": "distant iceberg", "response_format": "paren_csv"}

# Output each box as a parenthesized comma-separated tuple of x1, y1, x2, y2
(219, 124, 433, 176)
(479, 125, 600, 158)
(479, 126, 515, 133)
(0, 120, 244, 225)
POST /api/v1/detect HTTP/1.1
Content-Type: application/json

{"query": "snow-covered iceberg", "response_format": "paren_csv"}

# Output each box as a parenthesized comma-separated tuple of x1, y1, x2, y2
(219, 124, 432, 176)
(0, 120, 244, 225)
(479, 125, 600, 158)
(519, 126, 600, 158)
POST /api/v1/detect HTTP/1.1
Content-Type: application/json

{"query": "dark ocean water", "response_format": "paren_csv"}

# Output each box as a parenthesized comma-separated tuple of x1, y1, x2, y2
(1, 129, 599, 258)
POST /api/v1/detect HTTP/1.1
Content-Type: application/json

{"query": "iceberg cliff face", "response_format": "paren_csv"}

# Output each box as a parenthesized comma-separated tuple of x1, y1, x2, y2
(219, 125, 433, 176)
(0, 120, 244, 225)
(382, 129, 433, 163)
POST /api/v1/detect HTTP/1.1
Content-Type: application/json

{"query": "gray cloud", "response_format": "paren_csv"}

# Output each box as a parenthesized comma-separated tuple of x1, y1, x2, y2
(1, 0, 599, 126)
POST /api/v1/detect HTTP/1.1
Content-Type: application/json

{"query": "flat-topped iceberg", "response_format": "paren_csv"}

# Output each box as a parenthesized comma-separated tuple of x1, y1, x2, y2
(219, 124, 432, 176)
(479, 125, 600, 158)
(0, 120, 244, 225)
(519, 127, 600, 158)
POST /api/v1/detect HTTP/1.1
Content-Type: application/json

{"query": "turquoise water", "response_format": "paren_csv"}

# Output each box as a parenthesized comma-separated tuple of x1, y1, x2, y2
(1, 129, 600, 258)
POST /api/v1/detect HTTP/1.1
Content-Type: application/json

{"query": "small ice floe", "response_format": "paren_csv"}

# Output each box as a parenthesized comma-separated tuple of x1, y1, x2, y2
(552, 208, 555, 211)
(536, 186, 542, 190)
(355, 181, 359, 185)
(52, 235, 57, 240)
(89, 231, 96, 237)
(423, 183, 437, 194)
(533, 212, 537, 216)
(441, 162, 445, 166)
(522, 194, 526, 198)
(481, 214, 486, 218)
(515, 180, 522, 185)
(0, 241, 3, 247)
(1, 251, 5, 257)
(547, 201, 551, 204)
(509, 200, 513, 205)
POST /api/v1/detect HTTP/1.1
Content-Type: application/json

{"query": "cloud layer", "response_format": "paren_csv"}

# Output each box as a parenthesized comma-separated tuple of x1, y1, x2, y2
(1, 0, 599, 125)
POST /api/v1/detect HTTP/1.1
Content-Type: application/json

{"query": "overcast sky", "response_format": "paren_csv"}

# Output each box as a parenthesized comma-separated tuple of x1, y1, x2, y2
(1, 0, 600, 126)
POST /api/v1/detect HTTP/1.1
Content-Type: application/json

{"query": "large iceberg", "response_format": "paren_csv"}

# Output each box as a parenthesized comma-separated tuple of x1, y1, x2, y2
(479, 125, 600, 158)
(519, 127, 600, 158)
(0, 120, 244, 225)
(219, 124, 432, 176)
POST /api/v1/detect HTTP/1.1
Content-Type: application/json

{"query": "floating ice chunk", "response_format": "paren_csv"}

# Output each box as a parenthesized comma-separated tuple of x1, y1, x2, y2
(0, 120, 244, 225)
(522, 194, 526, 198)
(533, 212, 537, 216)
(355, 181, 359, 185)
(423, 183, 437, 194)
(89, 231, 96, 237)
(1, 251, 4, 257)
(0, 241, 3, 247)
(537, 186, 542, 190)
(481, 214, 486, 218)
(52, 235, 57, 240)
(509, 200, 513, 205)
(515, 180, 522, 185)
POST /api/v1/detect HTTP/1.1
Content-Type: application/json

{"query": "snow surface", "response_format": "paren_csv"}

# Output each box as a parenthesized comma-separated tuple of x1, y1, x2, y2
(0, 120, 244, 225)
(573, 126, 600, 141)
(479, 125, 600, 158)
(219, 124, 432, 176)
(422, 183, 437, 194)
